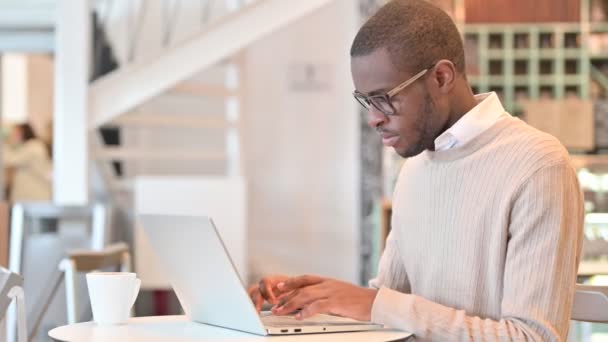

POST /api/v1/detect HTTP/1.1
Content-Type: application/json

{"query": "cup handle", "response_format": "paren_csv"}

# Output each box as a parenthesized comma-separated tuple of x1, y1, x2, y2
(131, 278, 141, 308)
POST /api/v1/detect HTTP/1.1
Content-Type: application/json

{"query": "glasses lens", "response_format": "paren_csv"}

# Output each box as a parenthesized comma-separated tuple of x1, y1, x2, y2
(369, 96, 394, 115)
(353, 94, 371, 110)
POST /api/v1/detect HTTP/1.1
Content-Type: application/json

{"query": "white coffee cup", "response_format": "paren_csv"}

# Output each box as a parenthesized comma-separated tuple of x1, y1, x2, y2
(86, 272, 141, 325)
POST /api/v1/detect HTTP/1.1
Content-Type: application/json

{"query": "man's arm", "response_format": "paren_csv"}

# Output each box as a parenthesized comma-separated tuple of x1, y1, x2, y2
(369, 229, 411, 293)
(273, 161, 583, 340)
(372, 161, 583, 340)
(271, 229, 411, 321)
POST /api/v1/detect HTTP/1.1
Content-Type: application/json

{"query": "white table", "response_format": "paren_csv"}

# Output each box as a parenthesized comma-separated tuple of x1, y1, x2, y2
(578, 260, 608, 277)
(49, 316, 413, 342)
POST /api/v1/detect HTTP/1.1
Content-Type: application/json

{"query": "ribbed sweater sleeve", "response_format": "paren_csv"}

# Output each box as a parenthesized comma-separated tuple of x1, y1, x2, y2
(370, 159, 584, 341)
(368, 229, 411, 294)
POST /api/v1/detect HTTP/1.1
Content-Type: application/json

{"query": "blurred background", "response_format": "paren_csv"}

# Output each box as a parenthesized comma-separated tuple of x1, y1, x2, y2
(0, 0, 607, 341)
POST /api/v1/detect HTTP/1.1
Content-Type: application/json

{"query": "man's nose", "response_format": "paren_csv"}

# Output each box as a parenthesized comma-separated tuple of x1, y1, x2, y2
(367, 106, 387, 129)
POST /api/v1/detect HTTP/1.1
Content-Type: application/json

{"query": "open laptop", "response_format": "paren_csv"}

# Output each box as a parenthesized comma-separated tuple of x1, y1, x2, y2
(139, 213, 384, 336)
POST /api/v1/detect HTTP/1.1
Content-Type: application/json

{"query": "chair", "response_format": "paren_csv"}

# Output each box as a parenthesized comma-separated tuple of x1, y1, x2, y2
(6, 202, 113, 341)
(569, 284, 608, 341)
(29, 242, 132, 340)
(0, 267, 26, 342)
(571, 284, 608, 323)
(9, 202, 112, 278)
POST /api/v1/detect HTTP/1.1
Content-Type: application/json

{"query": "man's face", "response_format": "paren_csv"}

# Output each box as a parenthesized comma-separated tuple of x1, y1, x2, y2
(351, 48, 443, 158)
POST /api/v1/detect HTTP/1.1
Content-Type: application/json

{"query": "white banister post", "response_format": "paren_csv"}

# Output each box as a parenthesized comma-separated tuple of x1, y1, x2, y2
(225, 62, 240, 177)
(53, 0, 91, 205)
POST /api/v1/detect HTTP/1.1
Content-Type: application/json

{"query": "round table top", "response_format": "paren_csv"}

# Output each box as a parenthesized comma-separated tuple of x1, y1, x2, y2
(49, 315, 412, 342)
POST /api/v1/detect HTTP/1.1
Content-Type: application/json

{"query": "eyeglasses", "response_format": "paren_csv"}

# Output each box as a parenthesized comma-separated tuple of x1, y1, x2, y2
(352, 67, 430, 116)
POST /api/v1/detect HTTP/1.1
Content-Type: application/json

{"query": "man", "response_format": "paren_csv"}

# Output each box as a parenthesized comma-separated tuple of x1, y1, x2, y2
(248, 0, 584, 340)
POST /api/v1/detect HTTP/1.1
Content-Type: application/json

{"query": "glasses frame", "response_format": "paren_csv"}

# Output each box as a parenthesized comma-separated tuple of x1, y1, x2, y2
(353, 67, 430, 116)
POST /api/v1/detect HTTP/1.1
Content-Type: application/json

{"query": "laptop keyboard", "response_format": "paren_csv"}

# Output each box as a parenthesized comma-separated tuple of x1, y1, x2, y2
(261, 313, 372, 327)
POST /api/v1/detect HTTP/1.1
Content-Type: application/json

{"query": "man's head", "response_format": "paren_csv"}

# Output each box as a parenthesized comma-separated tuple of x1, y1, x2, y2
(350, 0, 471, 158)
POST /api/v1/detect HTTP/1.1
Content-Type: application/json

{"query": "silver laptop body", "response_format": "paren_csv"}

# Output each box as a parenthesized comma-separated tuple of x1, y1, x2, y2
(140, 213, 382, 335)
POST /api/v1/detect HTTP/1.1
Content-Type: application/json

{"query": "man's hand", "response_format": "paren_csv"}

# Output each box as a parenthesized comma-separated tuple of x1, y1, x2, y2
(270, 275, 378, 322)
(247, 275, 290, 312)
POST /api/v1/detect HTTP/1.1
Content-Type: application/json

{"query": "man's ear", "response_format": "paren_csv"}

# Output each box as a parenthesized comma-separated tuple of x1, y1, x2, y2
(432, 60, 456, 93)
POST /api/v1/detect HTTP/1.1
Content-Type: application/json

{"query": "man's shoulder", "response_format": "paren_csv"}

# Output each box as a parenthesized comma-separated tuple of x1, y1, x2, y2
(493, 117, 570, 166)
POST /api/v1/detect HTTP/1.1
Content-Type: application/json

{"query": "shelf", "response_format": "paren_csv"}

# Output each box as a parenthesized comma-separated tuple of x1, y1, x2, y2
(564, 32, 581, 49)
(489, 33, 504, 49)
(565, 59, 579, 75)
(513, 76, 530, 85)
(465, 23, 579, 32)
(513, 50, 532, 59)
(462, 19, 595, 112)
(488, 76, 505, 85)
(570, 154, 608, 172)
(514, 60, 529, 75)
(539, 50, 557, 58)
(591, 22, 608, 33)
(539, 59, 555, 74)
(513, 33, 530, 49)
(487, 50, 506, 59)
(488, 60, 504, 76)
(539, 32, 555, 49)
(539, 75, 556, 84)
(564, 49, 583, 58)
(565, 75, 584, 84)
(578, 259, 608, 277)
(539, 85, 555, 98)
(513, 89, 528, 100)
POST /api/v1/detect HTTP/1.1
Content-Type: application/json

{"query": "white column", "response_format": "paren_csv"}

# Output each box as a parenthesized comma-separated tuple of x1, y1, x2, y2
(225, 0, 240, 11)
(1, 54, 28, 125)
(0, 56, 3, 201)
(53, 0, 91, 205)
(225, 62, 240, 177)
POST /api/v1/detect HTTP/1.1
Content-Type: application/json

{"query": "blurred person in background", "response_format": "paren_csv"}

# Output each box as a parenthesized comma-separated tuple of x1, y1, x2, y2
(3, 122, 52, 202)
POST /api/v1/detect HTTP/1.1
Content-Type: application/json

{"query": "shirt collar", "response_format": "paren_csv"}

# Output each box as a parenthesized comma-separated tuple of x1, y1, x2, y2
(434, 92, 507, 151)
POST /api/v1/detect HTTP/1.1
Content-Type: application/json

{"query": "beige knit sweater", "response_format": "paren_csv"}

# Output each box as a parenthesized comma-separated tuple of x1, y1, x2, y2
(370, 116, 584, 341)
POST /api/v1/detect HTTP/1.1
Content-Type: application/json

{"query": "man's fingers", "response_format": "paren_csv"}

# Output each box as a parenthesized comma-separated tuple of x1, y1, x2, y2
(276, 291, 291, 301)
(247, 286, 256, 301)
(247, 286, 264, 312)
(272, 286, 326, 316)
(254, 292, 263, 312)
(276, 289, 299, 308)
(264, 280, 279, 304)
(297, 299, 331, 320)
(259, 279, 278, 304)
(278, 275, 324, 293)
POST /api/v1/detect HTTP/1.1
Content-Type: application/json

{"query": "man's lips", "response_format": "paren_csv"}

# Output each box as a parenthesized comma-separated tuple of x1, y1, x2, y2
(380, 133, 399, 147)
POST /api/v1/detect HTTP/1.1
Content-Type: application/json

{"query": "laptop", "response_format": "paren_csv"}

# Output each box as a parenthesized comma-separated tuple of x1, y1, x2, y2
(139, 213, 384, 335)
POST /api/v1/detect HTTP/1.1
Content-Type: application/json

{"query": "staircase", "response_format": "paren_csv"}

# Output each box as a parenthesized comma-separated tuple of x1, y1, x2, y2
(48, 0, 338, 204)
(82, 0, 340, 296)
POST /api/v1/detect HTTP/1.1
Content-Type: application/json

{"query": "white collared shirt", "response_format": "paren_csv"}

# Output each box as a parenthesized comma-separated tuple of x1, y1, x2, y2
(434, 92, 508, 151)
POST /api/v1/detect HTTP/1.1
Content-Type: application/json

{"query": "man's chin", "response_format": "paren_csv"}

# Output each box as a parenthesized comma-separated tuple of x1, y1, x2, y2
(394, 144, 425, 158)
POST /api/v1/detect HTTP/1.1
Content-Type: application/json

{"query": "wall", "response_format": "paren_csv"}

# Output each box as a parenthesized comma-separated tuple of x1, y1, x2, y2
(242, 0, 360, 283)
(26, 54, 53, 141)
(0, 53, 53, 140)
(1, 53, 28, 125)
(99, 0, 362, 284)
(465, 0, 581, 23)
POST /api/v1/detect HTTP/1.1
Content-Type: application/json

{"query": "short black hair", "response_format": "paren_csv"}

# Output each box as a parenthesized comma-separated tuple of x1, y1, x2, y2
(17, 123, 36, 142)
(351, 0, 465, 74)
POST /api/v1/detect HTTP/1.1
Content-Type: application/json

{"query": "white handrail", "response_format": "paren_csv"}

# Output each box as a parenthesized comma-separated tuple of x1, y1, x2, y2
(89, 0, 336, 129)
